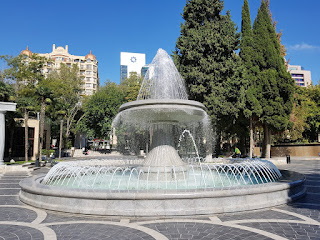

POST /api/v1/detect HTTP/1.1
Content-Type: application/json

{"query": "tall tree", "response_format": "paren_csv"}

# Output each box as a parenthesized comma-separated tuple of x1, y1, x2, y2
(45, 63, 82, 148)
(240, 0, 262, 157)
(252, 1, 294, 158)
(265, 0, 286, 57)
(81, 82, 126, 139)
(174, 0, 246, 154)
(1, 54, 47, 162)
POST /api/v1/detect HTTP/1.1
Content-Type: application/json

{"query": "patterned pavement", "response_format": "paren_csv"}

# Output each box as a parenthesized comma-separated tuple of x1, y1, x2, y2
(0, 159, 319, 240)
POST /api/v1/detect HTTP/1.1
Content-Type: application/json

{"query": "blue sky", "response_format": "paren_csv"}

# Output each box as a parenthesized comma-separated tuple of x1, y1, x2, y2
(0, 0, 319, 85)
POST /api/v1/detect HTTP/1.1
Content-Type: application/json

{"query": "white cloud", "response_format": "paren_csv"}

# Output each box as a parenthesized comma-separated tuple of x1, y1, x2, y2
(288, 43, 320, 51)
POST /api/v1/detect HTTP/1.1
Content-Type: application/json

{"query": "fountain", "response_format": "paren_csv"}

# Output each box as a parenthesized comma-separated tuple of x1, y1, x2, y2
(19, 49, 305, 216)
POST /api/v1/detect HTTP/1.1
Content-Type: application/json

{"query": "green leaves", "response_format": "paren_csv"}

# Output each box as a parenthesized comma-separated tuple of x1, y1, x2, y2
(174, 0, 245, 133)
(0, 81, 14, 102)
(81, 82, 126, 138)
(251, 1, 294, 131)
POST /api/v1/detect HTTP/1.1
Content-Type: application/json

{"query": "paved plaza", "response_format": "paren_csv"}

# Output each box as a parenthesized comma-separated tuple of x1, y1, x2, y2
(0, 159, 319, 240)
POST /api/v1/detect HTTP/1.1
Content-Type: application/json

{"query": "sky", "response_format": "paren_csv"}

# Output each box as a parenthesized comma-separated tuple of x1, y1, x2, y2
(0, 0, 319, 85)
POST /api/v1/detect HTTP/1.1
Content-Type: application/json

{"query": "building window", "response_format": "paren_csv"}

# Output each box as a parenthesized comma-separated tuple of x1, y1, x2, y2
(85, 89, 93, 95)
(292, 74, 304, 78)
(86, 71, 92, 76)
(120, 65, 128, 83)
(86, 65, 93, 70)
(141, 66, 149, 77)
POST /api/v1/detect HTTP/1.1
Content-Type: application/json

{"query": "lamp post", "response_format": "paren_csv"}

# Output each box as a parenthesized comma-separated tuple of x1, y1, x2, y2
(0, 102, 16, 165)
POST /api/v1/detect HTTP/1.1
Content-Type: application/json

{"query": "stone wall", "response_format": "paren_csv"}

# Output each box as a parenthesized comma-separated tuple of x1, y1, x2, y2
(254, 144, 320, 157)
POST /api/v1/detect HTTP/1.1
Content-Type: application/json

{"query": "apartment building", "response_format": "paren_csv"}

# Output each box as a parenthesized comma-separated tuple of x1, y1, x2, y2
(287, 64, 312, 87)
(20, 45, 99, 95)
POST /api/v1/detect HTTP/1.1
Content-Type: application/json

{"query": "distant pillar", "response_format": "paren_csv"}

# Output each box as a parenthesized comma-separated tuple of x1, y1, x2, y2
(318, 133, 320, 143)
(0, 102, 16, 165)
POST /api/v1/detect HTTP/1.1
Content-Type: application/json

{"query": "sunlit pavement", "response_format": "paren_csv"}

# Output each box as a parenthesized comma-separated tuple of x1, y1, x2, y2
(0, 159, 319, 240)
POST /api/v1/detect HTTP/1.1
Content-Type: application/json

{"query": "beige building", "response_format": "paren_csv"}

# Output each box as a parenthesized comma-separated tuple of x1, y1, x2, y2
(11, 118, 51, 161)
(20, 45, 99, 95)
(287, 64, 312, 87)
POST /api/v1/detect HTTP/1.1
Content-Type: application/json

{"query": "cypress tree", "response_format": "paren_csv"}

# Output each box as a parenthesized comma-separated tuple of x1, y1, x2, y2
(174, 0, 246, 153)
(252, 1, 294, 158)
(240, 0, 262, 157)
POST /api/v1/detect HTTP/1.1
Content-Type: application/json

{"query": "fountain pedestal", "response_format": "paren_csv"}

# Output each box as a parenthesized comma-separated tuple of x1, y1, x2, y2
(143, 123, 185, 168)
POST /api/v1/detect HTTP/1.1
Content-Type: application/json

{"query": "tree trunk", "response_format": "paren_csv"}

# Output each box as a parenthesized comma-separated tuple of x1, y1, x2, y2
(38, 99, 45, 162)
(249, 116, 254, 158)
(262, 124, 271, 159)
(65, 118, 70, 148)
(59, 119, 63, 160)
(24, 110, 29, 163)
(265, 127, 271, 159)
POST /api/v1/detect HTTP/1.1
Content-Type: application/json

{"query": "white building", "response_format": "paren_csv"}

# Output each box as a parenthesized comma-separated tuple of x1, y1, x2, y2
(287, 64, 312, 87)
(20, 45, 99, 95)
(120, 52, 147, 83)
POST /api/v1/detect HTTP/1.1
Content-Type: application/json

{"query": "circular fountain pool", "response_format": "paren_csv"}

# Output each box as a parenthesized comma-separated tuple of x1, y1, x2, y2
(19, 158, 305, 216)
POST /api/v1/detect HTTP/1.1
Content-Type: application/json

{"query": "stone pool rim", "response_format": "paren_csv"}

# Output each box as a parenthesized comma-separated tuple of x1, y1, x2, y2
(19, 170, 306, 217)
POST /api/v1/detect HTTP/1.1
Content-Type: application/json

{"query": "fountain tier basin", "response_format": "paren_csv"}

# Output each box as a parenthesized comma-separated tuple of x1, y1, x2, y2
(117, 99, 207, 124)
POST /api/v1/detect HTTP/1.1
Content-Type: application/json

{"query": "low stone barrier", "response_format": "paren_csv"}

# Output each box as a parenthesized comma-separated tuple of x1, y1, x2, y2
(19, 170, 305, 217)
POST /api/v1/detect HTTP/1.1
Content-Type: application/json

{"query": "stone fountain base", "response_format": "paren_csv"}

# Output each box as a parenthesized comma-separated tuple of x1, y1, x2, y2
(19, 170, 305, 217)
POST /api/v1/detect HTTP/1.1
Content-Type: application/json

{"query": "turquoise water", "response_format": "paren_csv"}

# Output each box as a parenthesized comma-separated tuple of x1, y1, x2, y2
(46, 167, 273, 191)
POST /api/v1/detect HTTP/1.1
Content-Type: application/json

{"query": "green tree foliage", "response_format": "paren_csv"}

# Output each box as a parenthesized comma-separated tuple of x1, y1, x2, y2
(302, 85, 320, 141)
(252, 1, 294, 130)
(252, 1, 294, 157)
(240, 0, 262, 119)
(81, 82, 126, 138)
(286, 86, 311, 141)
(1, 54, 47, 161)
(45, 63, 82, 142)
(0, 81, 14, 102)
(120, 72, 143, 102)
(174, 0, 246, 137)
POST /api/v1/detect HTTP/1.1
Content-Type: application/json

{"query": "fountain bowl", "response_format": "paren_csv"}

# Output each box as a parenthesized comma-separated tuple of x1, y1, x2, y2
(19, 160, 306, 217)
(118, 99, 207, 124)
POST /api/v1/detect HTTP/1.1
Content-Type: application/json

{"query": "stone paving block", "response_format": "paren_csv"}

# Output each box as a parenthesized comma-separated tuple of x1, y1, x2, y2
(0, 188, 20, 195)
(0, 179, 21, 184)
(143, 222, 273, 240)
(0, 224, 44, 240)
(241, 222, 320, 240)
(0, 183, 21, 188)
(0, 195, 23, 205)
(0, 207, 37, 222)
(42, 210, 121, 223)
(218, 208, 302, 222)
(48, 223, 155, 240)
